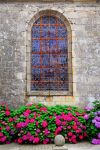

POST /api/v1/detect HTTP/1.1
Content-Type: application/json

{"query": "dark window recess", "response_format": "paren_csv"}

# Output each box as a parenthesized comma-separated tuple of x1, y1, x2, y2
(31, 16, 69, 91)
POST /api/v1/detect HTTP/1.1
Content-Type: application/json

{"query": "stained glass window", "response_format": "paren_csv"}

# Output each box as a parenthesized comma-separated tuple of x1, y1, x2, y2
(31, 16, 69, 92)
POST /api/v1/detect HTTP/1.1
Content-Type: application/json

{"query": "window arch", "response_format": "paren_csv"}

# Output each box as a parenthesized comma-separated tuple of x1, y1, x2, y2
(27, 10, 72, 96)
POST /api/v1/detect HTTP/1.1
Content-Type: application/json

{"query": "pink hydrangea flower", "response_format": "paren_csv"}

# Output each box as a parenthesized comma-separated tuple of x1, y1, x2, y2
(55, 126, 62, 135)
(1, 136, 7, 142)
(25, 109, 31, 114)
(42, 121, 48, 128)
(44, 129, 50, 135)
(62, 121, 66, 126)
(6, 126, 10, 131)
(5, 110, 10, 116)
(0, 132, 3, 137)
(29, 118, 34, 123)
(36, 121, 39, 126)
(43, 138, 49, 144)
(22, 135, 27, 141)
(34, 137, 40, 144)
(36, 129, 40, 133)
(23, 112, 29, 117)
(8, 118, 13, 122)
(68, 132, 73, 136)
(6, 141, 10, 144)
(67, 126, 71, 129)
(56, 118, 61, 126)
(29, 136, 34, 142)
(40, 107, 47, 112)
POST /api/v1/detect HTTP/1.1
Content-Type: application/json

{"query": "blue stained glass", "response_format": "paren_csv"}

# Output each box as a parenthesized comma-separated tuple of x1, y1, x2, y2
(32, 26, 41, 31)
(42, 26, 49, 38)
(32, 30, 40, 38)
(49, 39, 57, 48)
(50, 26, 57, 38)
(32, 40, 40, 52)
(50, 83, 58, 90)
(50, 16, 56, 24)
(58, 82, 68, 90)
(49, 68, 58, 81)
(58, 54, 68, 66)
(42, 40, 49, 52)
(49, 39, 57, 53)
(50, 54, 58, 67)
(58, 40, 67, 50)
(35, 18, 40, 24)
(31, 82, 41, 91)
(58, 18, 63, 24)
(31, 68, 41, 81)
(42, 68, 50, 81)
(31, 54, 40, 66)
(58, 26, 66, 30)
(41, 82, 50, 90)
(59, 68, 68, 81)
(58, 26, 67, 38)
(42, 16, 49, 24)
(42, 54, 50, 67)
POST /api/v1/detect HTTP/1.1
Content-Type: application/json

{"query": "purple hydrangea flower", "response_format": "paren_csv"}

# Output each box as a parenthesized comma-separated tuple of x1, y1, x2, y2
(92, 138, 100, 145)
(95, 122, 100, 128)
(97, 111, 100, 115)
(94, 112, 98, 115)
(95, 116, 100, 122)
(92, 119, 96, 124)
(84, 114, 89, 120)
(85, 106, 93, 111)
(98, 133, 100, 139)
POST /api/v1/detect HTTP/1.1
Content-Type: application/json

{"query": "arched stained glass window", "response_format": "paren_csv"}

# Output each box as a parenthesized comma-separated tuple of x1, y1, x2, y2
(28, 15, 72, 95)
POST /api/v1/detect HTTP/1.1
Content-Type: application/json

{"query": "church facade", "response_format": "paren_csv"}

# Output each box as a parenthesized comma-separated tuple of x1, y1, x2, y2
(0, 0, 100, 108)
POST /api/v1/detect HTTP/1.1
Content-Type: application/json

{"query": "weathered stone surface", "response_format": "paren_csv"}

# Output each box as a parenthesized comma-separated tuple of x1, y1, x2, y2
(53, 146, 68, 150)
(0, 2, 100, 107)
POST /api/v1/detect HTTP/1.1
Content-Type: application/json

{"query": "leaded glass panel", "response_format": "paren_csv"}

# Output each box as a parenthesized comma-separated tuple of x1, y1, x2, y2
(31, 16, 68, 91)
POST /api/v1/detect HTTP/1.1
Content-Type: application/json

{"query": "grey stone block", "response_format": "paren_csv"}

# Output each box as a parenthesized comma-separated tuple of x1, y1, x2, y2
(53, 146, 68, 150)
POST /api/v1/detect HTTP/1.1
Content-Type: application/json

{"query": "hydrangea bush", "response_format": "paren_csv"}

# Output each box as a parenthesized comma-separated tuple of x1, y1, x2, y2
(84, 100, 100, 145)
(0, 104, 17, 144)
(14, 104, 87, 144)
(0, 101, 100, 145)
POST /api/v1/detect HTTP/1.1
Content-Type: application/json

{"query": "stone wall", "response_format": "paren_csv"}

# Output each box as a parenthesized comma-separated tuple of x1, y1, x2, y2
(0, 1, 100, 108)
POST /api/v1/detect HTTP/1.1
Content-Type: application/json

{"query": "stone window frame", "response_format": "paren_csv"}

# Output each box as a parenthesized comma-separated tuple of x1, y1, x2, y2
(26, 9, 73, 96)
